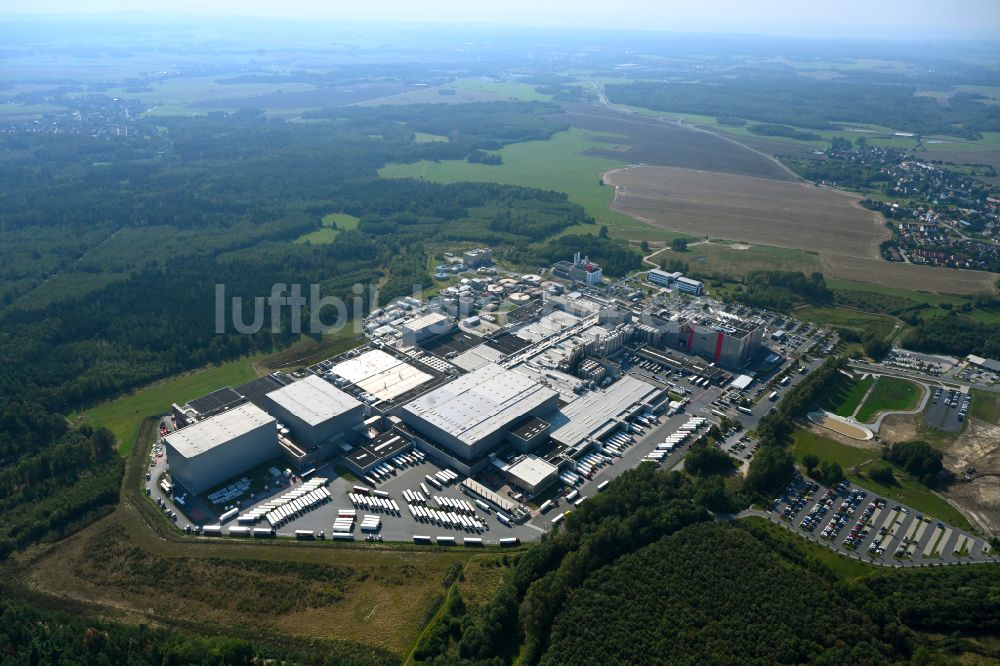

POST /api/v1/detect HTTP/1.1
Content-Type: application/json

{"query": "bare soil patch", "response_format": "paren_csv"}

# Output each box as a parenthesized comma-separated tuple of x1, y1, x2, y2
(939, 419, 1000, 537)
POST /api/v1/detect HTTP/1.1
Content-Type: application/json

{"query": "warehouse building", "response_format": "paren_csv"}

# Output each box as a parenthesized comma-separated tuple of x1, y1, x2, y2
(549, 375, 663, 455)
(401, 312, 455, 347)
(327, 349, 435, 408)
(265, 375, 365, 448)
(679, 317, 762, 369)
(164, 403, 278, 495)
(402, 363, 559, 465)
(503, 454, 560, 496)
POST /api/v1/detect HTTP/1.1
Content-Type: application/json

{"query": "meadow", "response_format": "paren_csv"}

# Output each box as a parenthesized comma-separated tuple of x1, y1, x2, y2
(379, 127, 647, 236)
(856, 377, 922, 422)
(294, 213, 361, 245)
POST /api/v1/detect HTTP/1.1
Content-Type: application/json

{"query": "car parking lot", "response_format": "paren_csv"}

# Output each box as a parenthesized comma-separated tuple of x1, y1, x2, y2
(924, 386, 970, 433)
(768, 475, 993, 565)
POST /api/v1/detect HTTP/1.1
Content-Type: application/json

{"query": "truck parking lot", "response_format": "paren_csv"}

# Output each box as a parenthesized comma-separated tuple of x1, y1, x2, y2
(767, 475, 993, 566)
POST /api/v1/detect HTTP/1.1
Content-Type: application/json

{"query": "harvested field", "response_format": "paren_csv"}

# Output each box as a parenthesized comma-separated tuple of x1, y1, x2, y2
(564, 104, 792, 180)
(606, 165, 999, 294)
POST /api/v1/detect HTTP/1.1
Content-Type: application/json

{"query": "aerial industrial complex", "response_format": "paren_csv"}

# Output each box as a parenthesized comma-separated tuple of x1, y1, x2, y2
(151, 248, 804, 543)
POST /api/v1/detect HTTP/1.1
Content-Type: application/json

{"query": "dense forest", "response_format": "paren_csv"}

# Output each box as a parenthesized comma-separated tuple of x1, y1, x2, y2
(0, 101, 615, 414)
(605, 75, 1000, 137)
(409, 461, 1000, 665)
(732, 270, 834, 311)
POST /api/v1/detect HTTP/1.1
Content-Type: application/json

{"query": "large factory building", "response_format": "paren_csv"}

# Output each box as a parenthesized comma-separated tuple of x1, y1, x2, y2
(681, 317, 762, 368)
(402, 363, 559, 467)
(264, 374, 365, 447)
(164, 403, 278, 494)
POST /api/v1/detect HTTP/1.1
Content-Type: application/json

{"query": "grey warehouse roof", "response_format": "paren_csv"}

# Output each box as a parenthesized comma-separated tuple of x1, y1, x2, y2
(165, 403, 275, 459)
(551, 375, 661, 448)
(265, 374, 362, 426)
(404, 363, 557, 447)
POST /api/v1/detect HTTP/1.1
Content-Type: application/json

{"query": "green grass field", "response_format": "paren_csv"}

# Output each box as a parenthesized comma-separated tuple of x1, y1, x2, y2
(795, 306, 898, 339)
(414, 132, 448, 143)
(379, 127, 657, 237)
(855, 377, 922, 422)
(970, 388, 1000, 423)
(790, 430, 972, 531)
(821, 375, 875, 417)
(294, 213, 360, 245)
(790, 429, 876, 470)
(451, 78, 553, 102)
(668, 242, 821, 280)
(77, 355, 264, 455)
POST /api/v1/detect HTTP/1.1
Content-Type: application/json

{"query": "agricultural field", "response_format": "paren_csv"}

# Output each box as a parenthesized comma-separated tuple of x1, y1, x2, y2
(359, 78, 552, 107)
(655, 242, 821, 280)
(379, 127, 647, 235)
(605, 165, 999, 294)
(605, 165, 887, 256)
(563, 104, 793, 180)
(855, 377, 922, 422)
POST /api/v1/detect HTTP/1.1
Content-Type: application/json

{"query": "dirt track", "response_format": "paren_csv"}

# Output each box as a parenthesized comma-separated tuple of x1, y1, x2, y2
(606, 165, 999, 294)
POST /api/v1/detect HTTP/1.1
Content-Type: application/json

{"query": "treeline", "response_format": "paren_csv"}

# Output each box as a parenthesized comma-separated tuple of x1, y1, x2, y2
(901, 314, 1000, 359)
(748, 123, 823, 141)
(0, 102, 582, 413)
(457, 466, 711, 663)
(0, 402, 122, 558)
(605, 75, 1000, 137)
(541, 522, 906, 665)
(732, 270, 833, 311)
(884, 441, 944, 485)
(408, 456, 1000, 664)
(509, 233, 642, 276)
(745, 356, 849, 497)
(0, 598, 398, 665)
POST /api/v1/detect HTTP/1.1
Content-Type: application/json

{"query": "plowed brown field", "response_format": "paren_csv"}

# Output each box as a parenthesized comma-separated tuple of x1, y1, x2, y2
(606, 165, 998, 294)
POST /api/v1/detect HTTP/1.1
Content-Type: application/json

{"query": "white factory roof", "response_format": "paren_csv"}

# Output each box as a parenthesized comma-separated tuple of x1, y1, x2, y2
(265, 374, 362, 426)
(330, 349, 434, 402)
(730, 374, 754, 390)
(404, 363, 557, 447)
(165, 403, 275, 459)
(506, 455, 558, 488)
(402, 311, 452, 332)
(452, 344, 504, 372)
(515, 311, 581, 343)
(551, 376, 661, 448)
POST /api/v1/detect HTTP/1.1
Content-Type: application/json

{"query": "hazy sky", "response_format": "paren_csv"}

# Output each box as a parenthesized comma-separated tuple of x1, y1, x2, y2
(8, 0, 1000, 39)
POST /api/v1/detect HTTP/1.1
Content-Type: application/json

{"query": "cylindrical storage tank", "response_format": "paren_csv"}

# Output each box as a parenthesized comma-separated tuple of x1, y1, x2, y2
(520, 274, 543, 287)
(509, 293, 530, 304)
